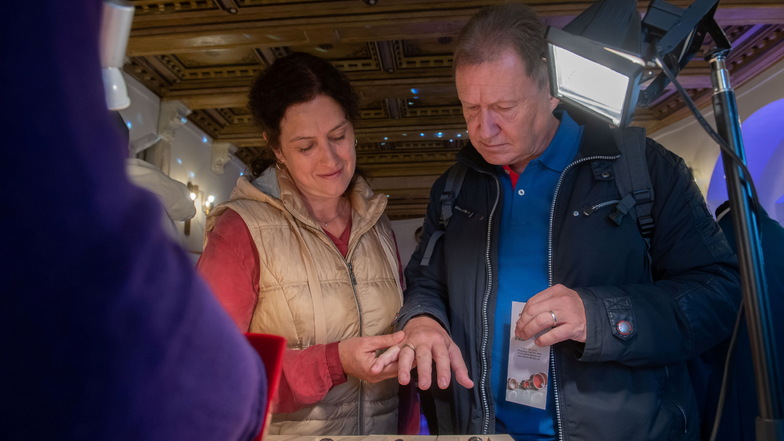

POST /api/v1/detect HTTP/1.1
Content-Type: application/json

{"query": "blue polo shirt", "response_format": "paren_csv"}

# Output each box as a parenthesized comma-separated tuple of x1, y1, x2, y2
(491, 111, 583, 441)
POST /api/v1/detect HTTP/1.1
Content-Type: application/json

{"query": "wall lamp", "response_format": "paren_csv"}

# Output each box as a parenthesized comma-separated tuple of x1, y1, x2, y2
(187, 182, 215, 215)
(546, 1, 781, 437)
(184, 182, 215, 236)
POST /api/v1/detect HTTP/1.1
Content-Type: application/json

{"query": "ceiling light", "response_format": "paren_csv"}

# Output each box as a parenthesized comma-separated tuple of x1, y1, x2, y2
(99, 0, 134, 110)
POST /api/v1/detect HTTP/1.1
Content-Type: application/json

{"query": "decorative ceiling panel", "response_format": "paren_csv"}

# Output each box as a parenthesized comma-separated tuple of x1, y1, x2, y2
(124, 0, 784, 219)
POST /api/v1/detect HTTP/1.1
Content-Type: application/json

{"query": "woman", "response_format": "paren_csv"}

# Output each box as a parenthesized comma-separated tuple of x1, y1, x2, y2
(196, 52, 414, 435)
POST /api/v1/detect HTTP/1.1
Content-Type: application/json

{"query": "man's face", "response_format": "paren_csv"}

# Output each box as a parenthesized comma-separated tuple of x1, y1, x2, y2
(456, 48, 559, 174)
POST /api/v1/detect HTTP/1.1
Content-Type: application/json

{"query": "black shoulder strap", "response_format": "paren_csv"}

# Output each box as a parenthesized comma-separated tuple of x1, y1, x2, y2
(609, 127, 655, 247)
(420, 163, 467, 266)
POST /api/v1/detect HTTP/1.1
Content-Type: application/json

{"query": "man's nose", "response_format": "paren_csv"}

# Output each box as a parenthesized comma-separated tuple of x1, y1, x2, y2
(476, 109, 499, 139)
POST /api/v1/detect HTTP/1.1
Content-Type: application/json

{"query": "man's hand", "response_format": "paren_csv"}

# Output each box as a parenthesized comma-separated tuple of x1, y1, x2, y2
(338, 331, 405, 383)
(372, 316, 474, 390)
(515, 284, 587, 346)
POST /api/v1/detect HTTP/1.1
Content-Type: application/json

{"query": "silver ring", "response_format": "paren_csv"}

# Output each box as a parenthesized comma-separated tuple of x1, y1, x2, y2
(403, 343, 416, 352)
(550, 311, 558, 328)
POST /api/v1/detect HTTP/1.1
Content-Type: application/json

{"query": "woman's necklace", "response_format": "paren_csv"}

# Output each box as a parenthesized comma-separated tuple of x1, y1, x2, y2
(315, 199, 346, 228)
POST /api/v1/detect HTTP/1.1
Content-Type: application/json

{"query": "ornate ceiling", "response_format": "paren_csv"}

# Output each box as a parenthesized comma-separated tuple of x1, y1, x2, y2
(125, 0, 784, 219)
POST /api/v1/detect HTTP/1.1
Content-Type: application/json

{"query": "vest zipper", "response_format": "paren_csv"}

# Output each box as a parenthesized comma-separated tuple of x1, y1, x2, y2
(549, 154, 619, 441)
(477, 169, 501, 435)
(346, 261, 366, 435)
(347, 261, 358, 287)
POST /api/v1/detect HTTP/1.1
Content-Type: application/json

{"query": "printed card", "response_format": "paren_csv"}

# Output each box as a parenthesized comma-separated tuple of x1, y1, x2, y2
(505, 301, 550, 409)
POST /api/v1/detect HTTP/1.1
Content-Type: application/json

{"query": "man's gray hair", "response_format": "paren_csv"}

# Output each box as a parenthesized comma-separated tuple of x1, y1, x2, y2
(453, 3, 549, 89)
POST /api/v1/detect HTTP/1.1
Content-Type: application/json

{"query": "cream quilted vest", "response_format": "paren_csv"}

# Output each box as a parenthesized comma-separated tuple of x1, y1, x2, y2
(205, 168, 403, 435)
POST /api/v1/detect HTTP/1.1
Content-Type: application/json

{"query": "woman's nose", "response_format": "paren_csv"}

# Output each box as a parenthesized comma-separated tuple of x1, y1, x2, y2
(321, 140, 340, 165)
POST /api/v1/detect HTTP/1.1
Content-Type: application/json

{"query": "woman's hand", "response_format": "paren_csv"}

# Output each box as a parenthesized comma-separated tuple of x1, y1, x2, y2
(338, 331, 405, 383)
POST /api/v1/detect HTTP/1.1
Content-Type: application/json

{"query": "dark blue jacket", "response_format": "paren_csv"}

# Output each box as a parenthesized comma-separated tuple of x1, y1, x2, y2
(690, 203, 784, 441)
(1, 1, 268, 440)
(398, 121, 740, 441)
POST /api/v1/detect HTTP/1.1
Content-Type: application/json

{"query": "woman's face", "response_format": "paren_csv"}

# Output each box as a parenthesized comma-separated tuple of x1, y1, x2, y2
(273, 94, 356, 203)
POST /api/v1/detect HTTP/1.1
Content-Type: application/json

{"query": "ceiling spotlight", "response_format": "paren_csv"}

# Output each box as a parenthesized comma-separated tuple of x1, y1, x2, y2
(214, 0, 238, 14)
(363, 0, 378, 5)
(100, 0, 134, 111)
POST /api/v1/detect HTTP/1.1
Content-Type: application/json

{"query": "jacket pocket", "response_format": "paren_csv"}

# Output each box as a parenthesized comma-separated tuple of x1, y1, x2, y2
(453, 204, 476, 219)
(664, 366, 690, 439)
(581, 198, 620, 216)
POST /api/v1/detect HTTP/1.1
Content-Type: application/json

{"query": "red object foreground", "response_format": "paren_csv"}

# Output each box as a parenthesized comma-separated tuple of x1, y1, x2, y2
(245, 333, 287, 440)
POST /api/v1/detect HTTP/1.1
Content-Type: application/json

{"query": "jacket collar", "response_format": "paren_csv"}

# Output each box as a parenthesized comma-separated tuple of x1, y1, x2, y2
(230, 167, 388, 234)
(456, 109, 620, 171)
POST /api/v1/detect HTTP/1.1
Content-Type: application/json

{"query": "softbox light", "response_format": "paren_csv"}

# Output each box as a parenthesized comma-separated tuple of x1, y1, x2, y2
(545, 0, 644, 127)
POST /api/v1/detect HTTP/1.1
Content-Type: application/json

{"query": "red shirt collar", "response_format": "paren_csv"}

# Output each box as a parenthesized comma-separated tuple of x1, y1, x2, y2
(502, 165, 520, 188)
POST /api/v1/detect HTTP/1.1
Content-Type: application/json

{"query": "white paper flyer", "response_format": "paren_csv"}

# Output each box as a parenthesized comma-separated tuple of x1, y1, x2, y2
(505, 301, 550, 409)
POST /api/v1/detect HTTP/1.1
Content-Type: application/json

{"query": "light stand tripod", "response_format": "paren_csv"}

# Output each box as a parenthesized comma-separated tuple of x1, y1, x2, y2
(708, 46, 783, 441)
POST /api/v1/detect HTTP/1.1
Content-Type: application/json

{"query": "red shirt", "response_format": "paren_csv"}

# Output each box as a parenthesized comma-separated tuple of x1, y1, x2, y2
(196, 209, 419, 433)
(196, 209, 347, 413)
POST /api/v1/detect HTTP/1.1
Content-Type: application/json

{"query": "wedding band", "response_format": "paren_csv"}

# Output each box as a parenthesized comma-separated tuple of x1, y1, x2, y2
(550, 311, 558, 328)
(403, 343, 416, 352)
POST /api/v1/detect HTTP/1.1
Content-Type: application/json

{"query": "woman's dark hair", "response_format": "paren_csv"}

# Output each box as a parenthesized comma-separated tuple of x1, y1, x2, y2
(248, 52, 359, 177)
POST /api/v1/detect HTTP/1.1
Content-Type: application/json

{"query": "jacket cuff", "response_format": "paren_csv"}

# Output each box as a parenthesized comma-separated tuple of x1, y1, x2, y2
(393, 307, 451, 334)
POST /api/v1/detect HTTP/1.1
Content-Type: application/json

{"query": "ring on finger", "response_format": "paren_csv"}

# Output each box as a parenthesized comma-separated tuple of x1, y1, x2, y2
(403, 343, 416, 352)
(549, 311, 558, 328)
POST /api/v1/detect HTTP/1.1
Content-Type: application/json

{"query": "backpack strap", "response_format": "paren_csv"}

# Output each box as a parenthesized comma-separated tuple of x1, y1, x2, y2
(609, 127, 655, 248)
(420, 163, 467, 266)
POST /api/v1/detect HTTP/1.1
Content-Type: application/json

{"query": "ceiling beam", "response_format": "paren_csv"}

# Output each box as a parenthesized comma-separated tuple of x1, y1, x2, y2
(127, 3, 784, 56)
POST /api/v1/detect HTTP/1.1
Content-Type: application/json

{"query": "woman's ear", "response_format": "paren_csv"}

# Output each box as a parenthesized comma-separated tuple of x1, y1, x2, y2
(264, 132, 284, 163)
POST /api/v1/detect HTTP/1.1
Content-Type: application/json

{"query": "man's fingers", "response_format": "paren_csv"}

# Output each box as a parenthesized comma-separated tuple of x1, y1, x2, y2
(370, 362, 399, 381)
(415, 346, 434, 390)
(430, 342, 453, 389)
(371, 345, 400, 374)
(397, 343, 417, 385)
(517, 310, 556, 341)
(448, 343, 474, 388)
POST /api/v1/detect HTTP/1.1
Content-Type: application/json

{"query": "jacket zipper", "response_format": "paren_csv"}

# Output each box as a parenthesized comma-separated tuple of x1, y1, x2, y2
(582, 199, 619, 216)
(346, 261, 365, 435)
(479, 170, 501, 434)
(548, 154, 619, 441)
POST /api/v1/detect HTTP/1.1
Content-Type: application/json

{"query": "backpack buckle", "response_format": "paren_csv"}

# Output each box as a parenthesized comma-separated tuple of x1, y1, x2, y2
(637, 215, 655, 238)
(632, 188, 653, 205)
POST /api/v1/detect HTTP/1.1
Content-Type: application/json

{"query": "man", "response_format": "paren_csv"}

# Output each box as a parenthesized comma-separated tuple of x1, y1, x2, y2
(374, 3, 740, 440)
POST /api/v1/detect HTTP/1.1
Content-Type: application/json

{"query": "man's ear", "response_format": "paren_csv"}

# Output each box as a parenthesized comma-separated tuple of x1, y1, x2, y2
(549, 95, 560, 111)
